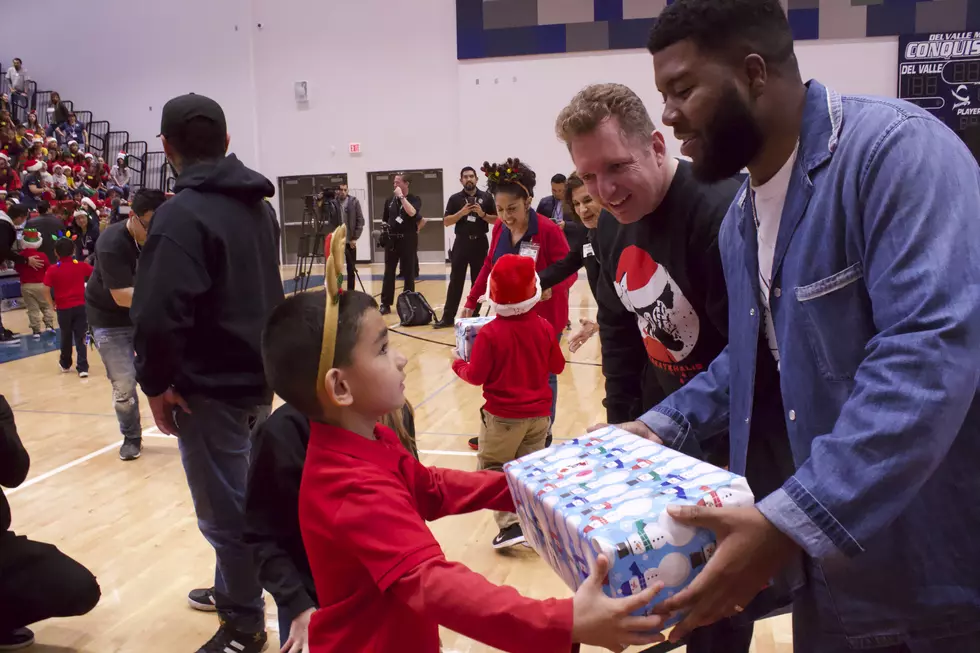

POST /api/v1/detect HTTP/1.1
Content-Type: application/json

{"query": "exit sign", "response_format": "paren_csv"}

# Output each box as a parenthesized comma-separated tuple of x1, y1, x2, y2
(349, 142, 361, 154)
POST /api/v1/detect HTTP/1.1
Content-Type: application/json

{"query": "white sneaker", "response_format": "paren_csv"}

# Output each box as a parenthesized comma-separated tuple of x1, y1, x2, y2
(59, 365, 71, 373)
(78, 371, 89, 378)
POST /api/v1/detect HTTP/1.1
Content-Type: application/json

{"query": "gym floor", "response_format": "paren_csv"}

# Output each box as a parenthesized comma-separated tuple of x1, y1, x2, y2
(0, 262, 792, 652)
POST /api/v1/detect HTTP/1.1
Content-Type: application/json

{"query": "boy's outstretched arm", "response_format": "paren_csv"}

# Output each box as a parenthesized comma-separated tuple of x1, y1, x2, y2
(414, 463, 515, 520)
(333, 477, 665, 653)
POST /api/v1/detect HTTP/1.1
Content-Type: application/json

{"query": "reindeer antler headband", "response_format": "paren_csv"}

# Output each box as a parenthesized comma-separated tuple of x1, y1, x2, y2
(317, 224, 348, 384)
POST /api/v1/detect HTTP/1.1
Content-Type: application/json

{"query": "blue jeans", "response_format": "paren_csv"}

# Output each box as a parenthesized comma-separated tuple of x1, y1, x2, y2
(547, 333, 561, 433)
(93, 327, 141, 440)
(174, 395, 267, 633)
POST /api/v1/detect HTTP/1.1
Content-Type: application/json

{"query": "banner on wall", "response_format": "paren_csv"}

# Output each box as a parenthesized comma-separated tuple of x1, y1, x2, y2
(898, 32, 980, 134)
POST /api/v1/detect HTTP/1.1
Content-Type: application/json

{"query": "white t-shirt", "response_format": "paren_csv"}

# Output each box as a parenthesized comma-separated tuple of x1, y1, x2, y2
(751, 143, 798, 364)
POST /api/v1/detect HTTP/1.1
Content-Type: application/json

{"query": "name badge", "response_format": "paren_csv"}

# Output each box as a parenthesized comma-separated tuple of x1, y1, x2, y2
(467, 215, 477, 222)
(583, 243, 594, 258)
(519, 242, 540, 262)
(395, 216, 404, 225)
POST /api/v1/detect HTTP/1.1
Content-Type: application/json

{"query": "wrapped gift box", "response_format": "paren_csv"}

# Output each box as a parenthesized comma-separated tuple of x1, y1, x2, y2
(503, 426, 754, 625)
(454, 316, 495, 362)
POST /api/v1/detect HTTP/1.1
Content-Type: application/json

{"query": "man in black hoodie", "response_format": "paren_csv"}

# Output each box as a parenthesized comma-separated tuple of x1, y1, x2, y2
(131, 94, 284, 653)
(0, 395, 101, 648)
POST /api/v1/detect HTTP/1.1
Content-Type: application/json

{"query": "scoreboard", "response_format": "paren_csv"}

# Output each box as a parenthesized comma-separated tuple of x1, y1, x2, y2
(899, 32, 980, 135)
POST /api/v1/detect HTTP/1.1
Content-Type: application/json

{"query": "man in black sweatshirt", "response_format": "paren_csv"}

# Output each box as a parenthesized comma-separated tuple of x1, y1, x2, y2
(131, 94, 284, 653)
(0, 394, 101, 648)
(556, 83, 751, 652)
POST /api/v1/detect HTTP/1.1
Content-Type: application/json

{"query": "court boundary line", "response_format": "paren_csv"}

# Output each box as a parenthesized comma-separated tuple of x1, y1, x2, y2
(6, 441, 121, 496)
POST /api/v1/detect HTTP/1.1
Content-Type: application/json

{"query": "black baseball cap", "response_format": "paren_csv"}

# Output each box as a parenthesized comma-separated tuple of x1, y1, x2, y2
(158, 93, 226, 138)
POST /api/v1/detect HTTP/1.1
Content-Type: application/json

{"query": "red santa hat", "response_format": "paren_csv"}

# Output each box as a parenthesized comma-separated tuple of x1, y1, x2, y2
(68, 140, 78, 147)
(25, 130, 35, 141)
(84, 152, 94, 160)
(0, 153, 8, 163)
(46, 136, 57, 145)
(52, 163, 63, 172)
(486, 254, 541, 317)
(81, 197, 98, 212)
(116, 152, 126, 162)
(26, 159, 45, 173)
(73, 165, 84, 175)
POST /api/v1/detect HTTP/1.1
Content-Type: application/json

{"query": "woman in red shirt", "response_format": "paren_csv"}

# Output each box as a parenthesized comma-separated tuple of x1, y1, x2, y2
(462, 158, 576, 446)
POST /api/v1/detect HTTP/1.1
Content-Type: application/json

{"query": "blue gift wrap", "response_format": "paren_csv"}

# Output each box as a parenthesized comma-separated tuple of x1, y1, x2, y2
(454, 316, 495, 362)
(503, 426, 754, 625)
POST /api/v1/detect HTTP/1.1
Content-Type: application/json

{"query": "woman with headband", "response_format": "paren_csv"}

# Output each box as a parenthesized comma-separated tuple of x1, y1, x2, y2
(461, 158, 576, 447)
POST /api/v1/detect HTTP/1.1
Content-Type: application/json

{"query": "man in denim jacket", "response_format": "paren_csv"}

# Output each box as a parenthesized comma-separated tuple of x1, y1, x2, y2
(618, 1, 980, 651)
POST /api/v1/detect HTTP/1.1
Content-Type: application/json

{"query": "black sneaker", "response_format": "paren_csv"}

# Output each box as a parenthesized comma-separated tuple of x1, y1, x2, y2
(197, 625, 267, 653)
(0, 330, 18, 344)
(468, 437, 479, 451)
(0, 628, 34, 650)
(188, 586, 217, 612)
(119, 438, 142, 461)
(492, 523, 526, 549)
(545, 433, 553, 447)
(432, 319, 453, 329)
(379, 304, 391, 316)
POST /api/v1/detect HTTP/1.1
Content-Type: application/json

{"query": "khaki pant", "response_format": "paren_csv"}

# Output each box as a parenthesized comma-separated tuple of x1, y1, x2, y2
(477, 409, 550, 529)
(20, 283, 55, 333)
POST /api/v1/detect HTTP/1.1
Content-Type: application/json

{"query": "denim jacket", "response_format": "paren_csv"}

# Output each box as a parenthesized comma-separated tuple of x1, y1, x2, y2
(640, 81, 980, 644)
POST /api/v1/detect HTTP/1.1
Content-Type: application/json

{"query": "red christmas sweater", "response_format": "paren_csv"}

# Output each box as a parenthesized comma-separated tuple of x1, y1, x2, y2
(453, 311, 566, 419)
(299, 421, 574, 653)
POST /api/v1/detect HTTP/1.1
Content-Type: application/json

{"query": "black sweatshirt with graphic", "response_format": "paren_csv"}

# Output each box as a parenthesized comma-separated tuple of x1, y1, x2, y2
(594, 161, 740, 424)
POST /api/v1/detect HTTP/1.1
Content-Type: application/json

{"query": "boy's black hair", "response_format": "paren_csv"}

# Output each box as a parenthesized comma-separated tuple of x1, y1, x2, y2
(460, 166, 477, 178)
(37, 200, 49, 214)
(550, 173, 567, 184)
(7, 205, 28, 221)
(647, 0, 795, 70)
(131, 189, 167, 217)
(262, 289, 378, 418)
(55, 237, 75, 259)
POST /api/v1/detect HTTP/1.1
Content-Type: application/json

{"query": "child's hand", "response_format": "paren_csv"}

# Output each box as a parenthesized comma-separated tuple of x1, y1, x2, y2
(281, 607, 314, 653)
(572, 554, 666, 651)
(450, 348, 462, 361)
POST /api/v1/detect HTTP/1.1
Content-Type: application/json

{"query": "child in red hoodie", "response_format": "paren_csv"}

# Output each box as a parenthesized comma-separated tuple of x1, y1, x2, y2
(43, 238, 93, 377)
(13, 228, 55, 337)
(452, 254, 565, 550)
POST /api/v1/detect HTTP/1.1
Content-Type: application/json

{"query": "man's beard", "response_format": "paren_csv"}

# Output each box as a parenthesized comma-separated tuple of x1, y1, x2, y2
(691, 85, 764, 183)
(464, 182, 476, 191)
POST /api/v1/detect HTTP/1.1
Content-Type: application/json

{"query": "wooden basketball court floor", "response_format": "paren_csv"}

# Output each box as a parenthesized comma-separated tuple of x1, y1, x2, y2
(0, 262, 792, 652)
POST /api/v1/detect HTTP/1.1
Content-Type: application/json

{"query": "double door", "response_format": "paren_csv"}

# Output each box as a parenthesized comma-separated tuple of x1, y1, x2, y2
(277, 174, 348, 265)
(368, 169, 445, 263)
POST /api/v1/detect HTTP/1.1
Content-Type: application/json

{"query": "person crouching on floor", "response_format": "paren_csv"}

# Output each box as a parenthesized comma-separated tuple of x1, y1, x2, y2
(258, 225, 666, 653)
(451, 254, 565, 550)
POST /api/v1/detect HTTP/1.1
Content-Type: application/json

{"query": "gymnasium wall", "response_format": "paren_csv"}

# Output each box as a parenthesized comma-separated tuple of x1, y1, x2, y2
(1, 0, 900, 252)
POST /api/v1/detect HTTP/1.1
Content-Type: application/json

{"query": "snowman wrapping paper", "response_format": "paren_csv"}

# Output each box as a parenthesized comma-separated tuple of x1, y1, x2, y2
(503, 426, 754, 626)
(454, 316, 495, 362)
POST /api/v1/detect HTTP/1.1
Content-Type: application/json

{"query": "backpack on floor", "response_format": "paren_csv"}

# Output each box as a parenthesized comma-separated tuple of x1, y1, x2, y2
(396, 290, 436, 327)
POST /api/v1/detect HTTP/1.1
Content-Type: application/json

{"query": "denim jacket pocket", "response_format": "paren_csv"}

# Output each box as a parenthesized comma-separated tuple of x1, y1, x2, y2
(795, 262, 872, 381)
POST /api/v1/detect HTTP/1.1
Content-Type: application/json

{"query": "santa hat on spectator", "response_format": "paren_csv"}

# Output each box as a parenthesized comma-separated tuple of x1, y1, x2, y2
(485, 254, 541, 317)
(21, 228, 42, 250)
(73, 165, 84, 175)
(0, 153, 8, 164)
(81, 197, 98, 212)
(26, 159, 45, 173)
(116, 153, 126, 162)
(46, 136, 57, 145)
(73, 209, 89, 221)
(25, 130, 35, 141)
(52, 163, 63, 173)
(68, 140, 78, 148)
(84, 152, 94, 160)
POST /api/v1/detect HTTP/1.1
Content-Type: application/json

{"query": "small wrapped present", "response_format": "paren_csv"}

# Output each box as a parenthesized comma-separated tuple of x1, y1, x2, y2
(503, 426, 754, 625)
(454, 316, 495, 362)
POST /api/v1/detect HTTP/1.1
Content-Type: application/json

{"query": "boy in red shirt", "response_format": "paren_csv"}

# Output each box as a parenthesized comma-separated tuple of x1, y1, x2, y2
(43, 238, 93, 377)
(260, 226, 666, 653)
(13, 227, 56, 337)
(452, 254, 565, 550)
